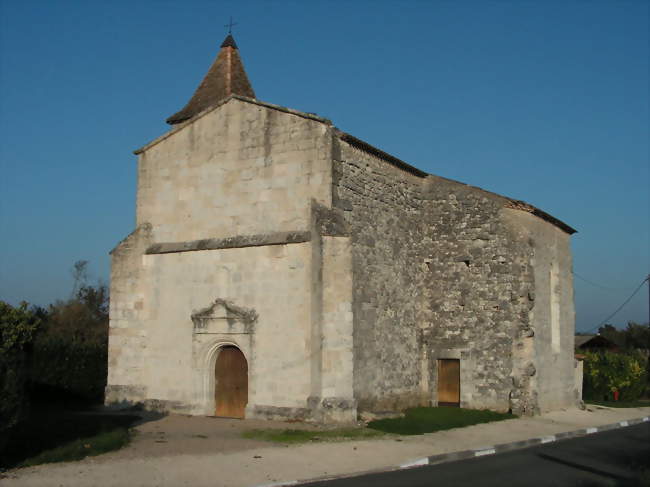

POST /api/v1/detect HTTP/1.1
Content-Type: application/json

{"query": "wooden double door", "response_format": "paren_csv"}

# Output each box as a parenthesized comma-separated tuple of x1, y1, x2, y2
(215, 346, 248, 418)
(437, 359, 460, 407)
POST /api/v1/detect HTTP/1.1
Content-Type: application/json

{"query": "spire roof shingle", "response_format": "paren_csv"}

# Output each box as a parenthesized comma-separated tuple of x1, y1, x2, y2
(166, 34, 255, 125)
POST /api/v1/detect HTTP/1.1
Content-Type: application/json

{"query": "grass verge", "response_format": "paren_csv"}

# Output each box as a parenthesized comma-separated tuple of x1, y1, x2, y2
(243, 427, 385, 444)
(19, 428, 131, 467)
(368, 407, 515, 435)
(586, 399, 650, 409)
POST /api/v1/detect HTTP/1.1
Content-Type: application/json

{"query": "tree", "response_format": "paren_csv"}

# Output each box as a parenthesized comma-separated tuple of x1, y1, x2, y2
(43, 281, 109, 344)
(596, 322, 650, 399)
(622, 322, 650, 350)
(582, 350, 648, 401)
(598, 322, 650, 350)
(70, 260, 89, 298)
(29, 261, 110, 403)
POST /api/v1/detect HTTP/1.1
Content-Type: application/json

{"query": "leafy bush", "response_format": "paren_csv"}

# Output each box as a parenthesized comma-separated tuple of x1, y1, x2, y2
(582, 350, 648, 401)
(27, 261, 109, 405)
(30, 336, 107, 403)
(0, 301, 41, 456)
(598, 322, 650, 350)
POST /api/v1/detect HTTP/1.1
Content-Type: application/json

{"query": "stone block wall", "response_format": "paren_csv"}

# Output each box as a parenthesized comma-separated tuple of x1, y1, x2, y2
(108, 99, 359, 422)
(138, 242, 314, 415)
(106, 223, 152, 405)
(134, 98, 333, 244)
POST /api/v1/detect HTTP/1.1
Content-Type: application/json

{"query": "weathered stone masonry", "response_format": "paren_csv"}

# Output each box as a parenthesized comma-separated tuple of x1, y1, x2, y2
(332, 131, 574, 416)
(421, 178, 537, 414)
(107, 34, 579, 422)
(333, 137, 428, 412)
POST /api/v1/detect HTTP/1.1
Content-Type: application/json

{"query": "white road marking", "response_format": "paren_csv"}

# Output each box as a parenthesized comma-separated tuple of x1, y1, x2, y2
(254, 481, 298, 487)
(400, 458, 429, 468)
(474, 448, 496, 457)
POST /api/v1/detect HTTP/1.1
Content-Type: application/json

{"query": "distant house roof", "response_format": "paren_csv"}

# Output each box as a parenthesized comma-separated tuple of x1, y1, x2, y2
(575, 334, 618, 350)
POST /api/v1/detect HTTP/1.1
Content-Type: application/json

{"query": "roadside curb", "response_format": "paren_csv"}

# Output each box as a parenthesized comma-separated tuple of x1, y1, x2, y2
(253, 415, 650, 487)
(420, 416, 649, 467)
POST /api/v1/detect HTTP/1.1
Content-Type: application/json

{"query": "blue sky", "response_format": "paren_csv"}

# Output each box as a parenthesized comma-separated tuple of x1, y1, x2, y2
(0, 0, 647, 332)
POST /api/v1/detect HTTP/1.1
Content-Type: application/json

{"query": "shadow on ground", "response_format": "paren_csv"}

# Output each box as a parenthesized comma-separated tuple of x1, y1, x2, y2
(1, 395, 162, 469)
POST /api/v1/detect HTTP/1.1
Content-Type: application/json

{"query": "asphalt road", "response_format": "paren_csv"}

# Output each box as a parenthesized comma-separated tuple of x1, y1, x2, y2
(303, 422, 650, 487)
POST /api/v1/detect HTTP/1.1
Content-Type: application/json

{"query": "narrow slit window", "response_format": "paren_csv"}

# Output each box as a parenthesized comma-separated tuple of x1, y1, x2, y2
(550, 262, 560, 353)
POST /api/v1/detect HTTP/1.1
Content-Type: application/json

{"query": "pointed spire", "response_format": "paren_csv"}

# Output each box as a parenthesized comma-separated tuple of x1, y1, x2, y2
(221, 34, 237, 49)
(166, 34, 255, 125)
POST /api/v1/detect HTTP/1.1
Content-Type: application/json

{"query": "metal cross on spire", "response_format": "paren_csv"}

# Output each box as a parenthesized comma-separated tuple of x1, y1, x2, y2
(224, 16, 238, 35)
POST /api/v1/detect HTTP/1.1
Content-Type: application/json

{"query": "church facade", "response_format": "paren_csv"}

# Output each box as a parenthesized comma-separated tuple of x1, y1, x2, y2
(105, 35, 580, 423)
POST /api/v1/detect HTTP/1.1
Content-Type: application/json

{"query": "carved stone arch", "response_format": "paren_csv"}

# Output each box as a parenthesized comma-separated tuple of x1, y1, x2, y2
(205, 339, 249, 416)
(190, 298, 257, 416)
(204, 339, 249, 381)
(191, 299, 258, 334)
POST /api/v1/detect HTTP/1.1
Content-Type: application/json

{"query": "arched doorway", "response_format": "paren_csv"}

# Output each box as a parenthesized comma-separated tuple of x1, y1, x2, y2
(214, 346, 248, 418)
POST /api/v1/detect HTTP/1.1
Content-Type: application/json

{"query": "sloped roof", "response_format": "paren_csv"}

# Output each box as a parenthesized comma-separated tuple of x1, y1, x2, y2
(336, 130, 576, 234)
(166, 34, 255, 125)
(575, 334, 617, 349)
(575, 335, 597, 348)
(142, 32, 578, 236)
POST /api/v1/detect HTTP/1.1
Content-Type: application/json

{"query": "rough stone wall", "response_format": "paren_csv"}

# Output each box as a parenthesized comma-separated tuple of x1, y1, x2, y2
(333, 139, 429, 412)
(421, 177, 536, 413)
(502, 209, 577, 413)
(332, 135, 574, 415)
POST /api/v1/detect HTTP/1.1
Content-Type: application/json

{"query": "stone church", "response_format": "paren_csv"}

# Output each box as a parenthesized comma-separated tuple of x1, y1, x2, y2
(106, 34, 580, 423)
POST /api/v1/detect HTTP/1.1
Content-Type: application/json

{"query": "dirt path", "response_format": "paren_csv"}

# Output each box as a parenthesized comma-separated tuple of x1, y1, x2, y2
(106, 414, 319, 459)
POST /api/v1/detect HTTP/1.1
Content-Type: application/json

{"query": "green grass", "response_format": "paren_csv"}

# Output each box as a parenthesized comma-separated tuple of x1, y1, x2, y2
(586, 399, 650, 409)
(244, 407, 516, 443)
(19, 428, 131, 467)
(243, 427, 385, 444)
(367, 407, 515, 435)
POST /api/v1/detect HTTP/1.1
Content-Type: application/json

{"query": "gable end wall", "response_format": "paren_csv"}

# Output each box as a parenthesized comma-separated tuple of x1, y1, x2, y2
(135, 98, 333, 243)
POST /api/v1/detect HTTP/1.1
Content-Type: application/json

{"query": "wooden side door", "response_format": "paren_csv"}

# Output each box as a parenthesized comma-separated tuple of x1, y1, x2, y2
(215, 346, 248, 418)
(437, 359, 460, 407)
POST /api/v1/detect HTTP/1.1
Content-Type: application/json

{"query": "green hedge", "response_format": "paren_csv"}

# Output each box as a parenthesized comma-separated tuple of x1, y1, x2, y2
(583, 350, 648, 401)
(0, 301, 41, 457)
(30, 336, 107, 403)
